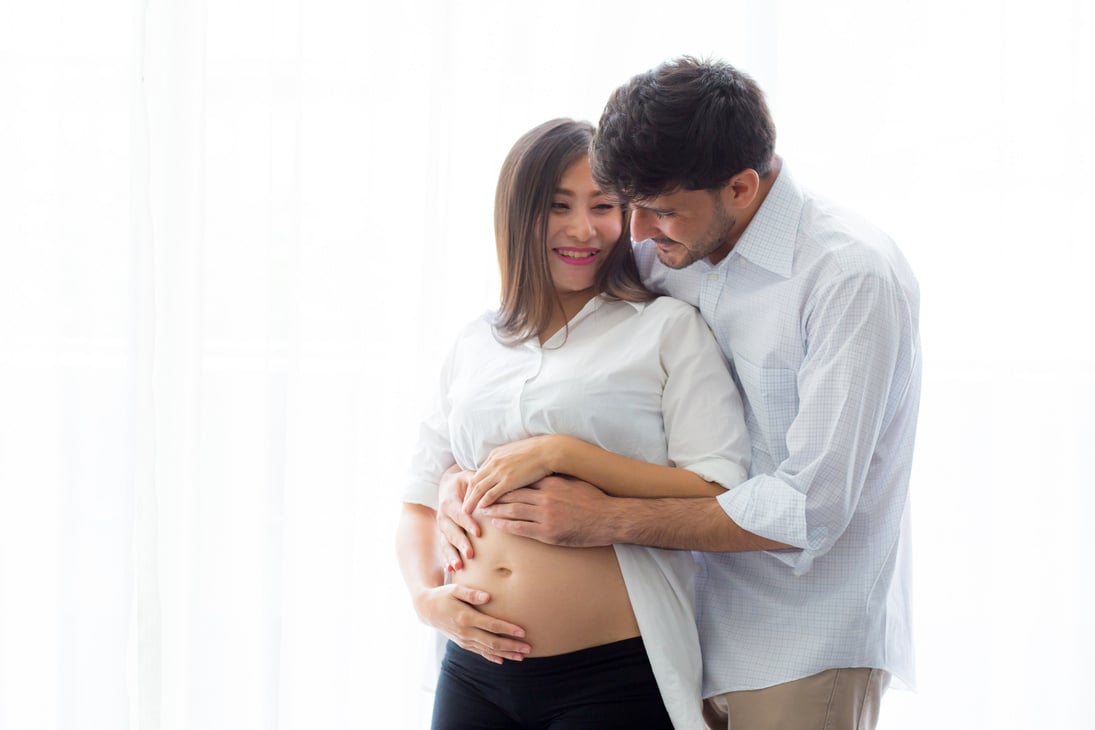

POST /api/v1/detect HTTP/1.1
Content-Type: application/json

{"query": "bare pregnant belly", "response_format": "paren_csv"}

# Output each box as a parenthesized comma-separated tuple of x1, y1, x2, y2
(457, 518, 640, 657)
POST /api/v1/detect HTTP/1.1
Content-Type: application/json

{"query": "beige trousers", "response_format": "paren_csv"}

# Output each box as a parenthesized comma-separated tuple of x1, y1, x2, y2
(702, 667, 891, 730)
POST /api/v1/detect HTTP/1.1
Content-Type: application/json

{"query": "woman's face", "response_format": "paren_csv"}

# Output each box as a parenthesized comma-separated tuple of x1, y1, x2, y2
(544, 154, 623, 295)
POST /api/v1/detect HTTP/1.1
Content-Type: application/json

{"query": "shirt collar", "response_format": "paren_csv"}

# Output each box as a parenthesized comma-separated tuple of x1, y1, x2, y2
(566, 294, 647, 332)
(609, 294, 648, 313)
(726, 161, 803, 278)
(531, 294, 645, 350)
(586, 292, 646, 314)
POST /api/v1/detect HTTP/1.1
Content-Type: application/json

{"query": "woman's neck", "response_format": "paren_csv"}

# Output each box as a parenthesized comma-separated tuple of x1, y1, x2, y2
(538, 288, 599, 345)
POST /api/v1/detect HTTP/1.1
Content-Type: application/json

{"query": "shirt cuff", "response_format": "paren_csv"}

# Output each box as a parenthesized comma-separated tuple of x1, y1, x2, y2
(401, 481, 440, 511)
(716, 475, 815, 575)
(684, 459, 749, 490)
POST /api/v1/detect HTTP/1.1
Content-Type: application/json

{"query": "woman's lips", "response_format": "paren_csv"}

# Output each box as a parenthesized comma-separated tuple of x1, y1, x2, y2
(553, 248, 600, 266)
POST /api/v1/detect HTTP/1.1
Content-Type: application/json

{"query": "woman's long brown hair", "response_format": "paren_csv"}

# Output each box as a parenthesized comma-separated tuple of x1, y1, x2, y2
(493, 119, 652, 343)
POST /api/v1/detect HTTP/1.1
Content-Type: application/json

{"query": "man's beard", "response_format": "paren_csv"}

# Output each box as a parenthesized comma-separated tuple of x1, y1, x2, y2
(655, 200, 736, 270)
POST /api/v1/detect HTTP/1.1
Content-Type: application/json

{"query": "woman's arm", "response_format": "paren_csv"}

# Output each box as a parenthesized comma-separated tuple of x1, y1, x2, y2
(463, 433, 725, 513)
(466, 303, 750, 514)
(395, 503, 531, 663)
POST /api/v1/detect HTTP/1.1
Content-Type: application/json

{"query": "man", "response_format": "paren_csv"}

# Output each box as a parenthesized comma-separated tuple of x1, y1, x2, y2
(435, 57, 921, 729)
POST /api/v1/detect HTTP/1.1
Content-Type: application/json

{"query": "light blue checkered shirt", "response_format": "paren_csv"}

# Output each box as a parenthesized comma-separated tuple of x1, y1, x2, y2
(636, 163, 921, 695)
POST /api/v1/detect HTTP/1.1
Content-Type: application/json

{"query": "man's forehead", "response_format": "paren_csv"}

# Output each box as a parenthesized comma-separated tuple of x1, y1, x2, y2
(630, 189, 679, 208)
(631, 187, 714, 211)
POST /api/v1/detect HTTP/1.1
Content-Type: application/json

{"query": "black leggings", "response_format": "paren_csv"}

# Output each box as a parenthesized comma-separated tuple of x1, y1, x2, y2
(432, 637, 674, 730)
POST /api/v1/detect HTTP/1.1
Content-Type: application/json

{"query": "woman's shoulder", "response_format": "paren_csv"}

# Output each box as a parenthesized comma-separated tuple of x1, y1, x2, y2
(454, 309, 500, 334)
(599, 296, 711, 346)
(640, 294, 703, 323)
(636, 297, 722, 354)
(444, 310, 504, 358)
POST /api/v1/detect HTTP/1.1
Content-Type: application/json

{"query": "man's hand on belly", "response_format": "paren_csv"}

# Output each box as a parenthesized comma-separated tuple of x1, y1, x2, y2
(414, 583, 531, 664)
(481, 476, 616, 548)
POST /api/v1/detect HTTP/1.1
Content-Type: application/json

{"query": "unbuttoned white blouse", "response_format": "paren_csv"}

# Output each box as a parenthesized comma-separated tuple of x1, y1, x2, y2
(404, 294, 750, 730)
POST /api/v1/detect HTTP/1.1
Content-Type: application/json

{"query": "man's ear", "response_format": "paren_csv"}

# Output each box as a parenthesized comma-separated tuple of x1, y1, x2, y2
(720, 169, 761, 211)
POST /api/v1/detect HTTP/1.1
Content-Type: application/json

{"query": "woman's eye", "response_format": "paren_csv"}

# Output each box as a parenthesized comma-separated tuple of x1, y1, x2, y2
(550, 201, 569, 211)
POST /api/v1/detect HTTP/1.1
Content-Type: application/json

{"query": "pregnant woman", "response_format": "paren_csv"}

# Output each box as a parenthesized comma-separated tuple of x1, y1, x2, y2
(397, 118, 750, 729)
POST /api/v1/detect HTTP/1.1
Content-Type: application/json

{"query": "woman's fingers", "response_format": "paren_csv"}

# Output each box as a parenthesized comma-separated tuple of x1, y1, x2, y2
(462, 471, 490, 513)
(446, 585, 531, 660)
(437, 512, 476, 566)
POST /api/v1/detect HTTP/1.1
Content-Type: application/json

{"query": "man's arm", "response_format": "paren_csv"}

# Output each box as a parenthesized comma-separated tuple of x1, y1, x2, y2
(481, 476, 790, 552)
(713, 269, 917, 573)
(395, 503, 530, 663)
(478, 302, 777, 552)
(462, 433, 728, 514)
(485, 270, 917, 566)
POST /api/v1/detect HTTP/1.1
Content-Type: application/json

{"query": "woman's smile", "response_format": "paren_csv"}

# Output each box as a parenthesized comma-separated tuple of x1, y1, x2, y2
(553, 247, 601, 265)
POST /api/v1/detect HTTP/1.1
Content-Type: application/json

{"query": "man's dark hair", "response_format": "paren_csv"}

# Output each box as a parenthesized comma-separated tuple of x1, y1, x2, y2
(590, 56, 776, 200)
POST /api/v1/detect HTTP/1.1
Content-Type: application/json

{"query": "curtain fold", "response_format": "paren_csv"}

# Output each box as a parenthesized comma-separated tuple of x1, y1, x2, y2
(131, 0, 159, 726)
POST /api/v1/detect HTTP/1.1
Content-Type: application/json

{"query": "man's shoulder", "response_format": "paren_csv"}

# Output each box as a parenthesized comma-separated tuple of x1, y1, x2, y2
(796, 192, 915, 290)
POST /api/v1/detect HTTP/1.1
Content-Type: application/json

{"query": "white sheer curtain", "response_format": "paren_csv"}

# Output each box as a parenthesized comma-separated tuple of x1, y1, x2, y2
(0, 1, 1092, 729)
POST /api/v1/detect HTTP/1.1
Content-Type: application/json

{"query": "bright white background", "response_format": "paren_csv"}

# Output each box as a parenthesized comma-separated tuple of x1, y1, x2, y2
(0, 1, 1092, 728)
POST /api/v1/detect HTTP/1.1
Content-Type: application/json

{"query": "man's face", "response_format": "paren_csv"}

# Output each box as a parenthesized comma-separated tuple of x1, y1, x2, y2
(630, 187, 738, 269)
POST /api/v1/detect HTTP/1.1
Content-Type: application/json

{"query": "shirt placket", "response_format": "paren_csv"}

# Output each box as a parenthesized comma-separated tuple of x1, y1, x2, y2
(698, 266, 726, 325)
(514, 340, 544, 437)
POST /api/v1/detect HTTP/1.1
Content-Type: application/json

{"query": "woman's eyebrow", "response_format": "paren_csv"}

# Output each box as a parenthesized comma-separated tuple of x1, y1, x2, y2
(555, 187, 610, 197)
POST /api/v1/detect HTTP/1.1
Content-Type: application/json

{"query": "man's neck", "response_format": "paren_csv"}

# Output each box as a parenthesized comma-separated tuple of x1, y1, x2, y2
(708, 156, 782, 265)
(743, 156, 782, 228)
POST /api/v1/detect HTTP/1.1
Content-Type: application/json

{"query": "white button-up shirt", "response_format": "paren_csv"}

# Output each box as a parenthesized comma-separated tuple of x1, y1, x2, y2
(404, 295, 751, 729)
(636, 164, 921, 695)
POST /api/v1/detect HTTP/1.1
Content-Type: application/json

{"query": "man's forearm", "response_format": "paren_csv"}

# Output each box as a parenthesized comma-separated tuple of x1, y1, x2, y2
(605, 495, 791, 552)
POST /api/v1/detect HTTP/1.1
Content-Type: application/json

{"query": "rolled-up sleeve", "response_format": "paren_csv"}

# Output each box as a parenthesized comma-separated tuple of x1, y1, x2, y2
(718, 271, 913, 574)
(402, 347, 457, 510)
(659, 304, 751, 489)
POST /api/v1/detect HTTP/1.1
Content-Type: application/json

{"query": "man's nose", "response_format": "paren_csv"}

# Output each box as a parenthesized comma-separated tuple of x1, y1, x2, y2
(630, 207, 659, 242)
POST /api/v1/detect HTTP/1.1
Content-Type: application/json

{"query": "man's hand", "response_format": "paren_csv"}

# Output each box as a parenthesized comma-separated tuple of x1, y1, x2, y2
(413, 583, 531, 664)
(437, 465, 481, 571)
(480, 475, 616, 547)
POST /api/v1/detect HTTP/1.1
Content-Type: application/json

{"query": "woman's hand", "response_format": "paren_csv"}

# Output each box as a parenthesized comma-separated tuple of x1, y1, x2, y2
(413, 583, 531, 664)
(437, 465, 479, 572)
(463, 435, 566, 513)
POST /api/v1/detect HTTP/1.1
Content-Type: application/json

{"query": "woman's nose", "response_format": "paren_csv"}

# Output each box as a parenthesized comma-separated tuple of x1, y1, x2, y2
(567, 211, 596, 241)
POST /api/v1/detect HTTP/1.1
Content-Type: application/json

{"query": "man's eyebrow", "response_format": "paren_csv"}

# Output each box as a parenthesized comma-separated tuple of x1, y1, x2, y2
(631, 201, 672, 214)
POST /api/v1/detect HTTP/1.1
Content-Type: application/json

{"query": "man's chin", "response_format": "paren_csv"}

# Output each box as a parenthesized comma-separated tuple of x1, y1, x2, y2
(655, 248, 695, 270)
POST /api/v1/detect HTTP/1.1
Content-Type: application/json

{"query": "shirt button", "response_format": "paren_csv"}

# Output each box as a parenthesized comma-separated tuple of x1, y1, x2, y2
(708, 273, 719, 282)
